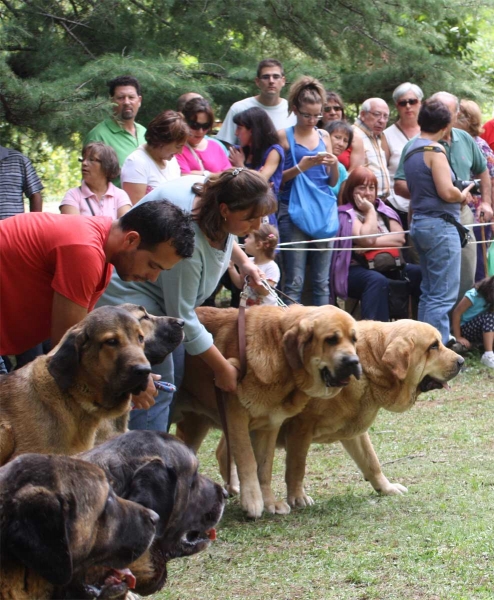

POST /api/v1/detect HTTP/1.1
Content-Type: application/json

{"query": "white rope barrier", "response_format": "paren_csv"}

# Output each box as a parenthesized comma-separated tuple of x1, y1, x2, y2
(240, 221, 493, 252)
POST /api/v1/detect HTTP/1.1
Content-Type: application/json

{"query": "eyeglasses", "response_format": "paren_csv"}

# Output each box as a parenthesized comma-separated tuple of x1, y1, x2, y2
(187, 121, 211, 131)
(324, 106, 343, 112)
(368, 111, 389, 121)
(259, 74, 283, 80)
(78, 157, 101, 163)
(397, 98, 419, 107)
(299, 112, 323, 120)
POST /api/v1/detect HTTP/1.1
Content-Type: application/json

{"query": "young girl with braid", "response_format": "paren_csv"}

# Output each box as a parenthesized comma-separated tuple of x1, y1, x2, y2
(228, 223, 280, 306)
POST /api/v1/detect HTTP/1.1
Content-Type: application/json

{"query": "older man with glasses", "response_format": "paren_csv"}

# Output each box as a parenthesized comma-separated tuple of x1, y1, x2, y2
(353, 98, 392, 200)
(216, 58, 296, 147)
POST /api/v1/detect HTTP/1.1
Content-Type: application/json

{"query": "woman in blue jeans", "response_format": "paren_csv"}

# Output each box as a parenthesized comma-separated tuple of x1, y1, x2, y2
(97, 169, 276, 432)
(403, 99, 473, 344)
(277, 76, 339, 305)
(331, 166, 421, 320)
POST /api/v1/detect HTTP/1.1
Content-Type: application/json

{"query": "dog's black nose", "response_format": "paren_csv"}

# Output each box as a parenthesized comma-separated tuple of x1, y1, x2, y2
(131, 364, 152, 378)
(342, 354, 360, 367)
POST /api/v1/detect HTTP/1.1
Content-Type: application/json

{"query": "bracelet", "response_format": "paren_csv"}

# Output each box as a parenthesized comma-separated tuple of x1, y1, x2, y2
(295, 163, 303, 175)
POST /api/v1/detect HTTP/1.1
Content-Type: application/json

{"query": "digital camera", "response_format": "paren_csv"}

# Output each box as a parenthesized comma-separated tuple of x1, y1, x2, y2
(453, 179, 481, 195)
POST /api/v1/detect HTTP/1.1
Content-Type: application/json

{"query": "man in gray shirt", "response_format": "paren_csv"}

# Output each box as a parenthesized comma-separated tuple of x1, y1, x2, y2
(217, 58, 296, 146)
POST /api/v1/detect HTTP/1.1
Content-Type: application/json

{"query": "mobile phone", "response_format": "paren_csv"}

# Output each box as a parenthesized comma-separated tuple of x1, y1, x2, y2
(317, 151, 329, 156)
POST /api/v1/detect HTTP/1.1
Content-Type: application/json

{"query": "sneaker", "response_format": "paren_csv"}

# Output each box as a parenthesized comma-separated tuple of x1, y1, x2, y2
(480, 353, 494, 369)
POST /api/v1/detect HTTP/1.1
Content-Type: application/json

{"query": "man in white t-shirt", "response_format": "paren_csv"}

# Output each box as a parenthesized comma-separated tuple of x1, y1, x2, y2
(216, 59, 296, 146)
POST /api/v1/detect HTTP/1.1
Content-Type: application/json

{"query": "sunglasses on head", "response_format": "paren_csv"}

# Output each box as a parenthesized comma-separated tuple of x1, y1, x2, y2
(188, 121, 211, 131)
(397, 99, 419, 107)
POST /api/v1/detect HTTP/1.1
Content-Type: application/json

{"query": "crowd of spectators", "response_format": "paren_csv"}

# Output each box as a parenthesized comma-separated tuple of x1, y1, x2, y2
(2, 59, 494, 397)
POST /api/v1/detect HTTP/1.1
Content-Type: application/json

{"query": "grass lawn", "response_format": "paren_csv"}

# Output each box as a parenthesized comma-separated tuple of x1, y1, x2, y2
(159, 349, 494, 600)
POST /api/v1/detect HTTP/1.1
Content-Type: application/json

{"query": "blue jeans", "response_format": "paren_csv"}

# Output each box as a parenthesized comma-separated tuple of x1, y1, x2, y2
(278, 202, 332, 305)
(410, 214, 461, 344)
(347, 264, 422, 321)
(128, 344, 184, 432)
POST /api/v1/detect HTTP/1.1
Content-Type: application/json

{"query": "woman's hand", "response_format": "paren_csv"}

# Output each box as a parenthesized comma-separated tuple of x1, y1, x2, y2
(298, 152, 334, 171)
(239, 260, 266, 287)
(354, 193, 375, 214)
(131, 373, 160, 409)
(229, 147, 245, 167)
(213, 360, 239, 393)
(456, 336, 471, 350)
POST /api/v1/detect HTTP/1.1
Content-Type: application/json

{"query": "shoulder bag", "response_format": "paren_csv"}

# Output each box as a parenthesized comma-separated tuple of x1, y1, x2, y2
(286, 127, 338, 240)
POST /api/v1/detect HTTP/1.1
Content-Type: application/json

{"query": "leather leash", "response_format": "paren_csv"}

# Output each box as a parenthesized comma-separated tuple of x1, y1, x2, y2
(214, 290, 248, 486)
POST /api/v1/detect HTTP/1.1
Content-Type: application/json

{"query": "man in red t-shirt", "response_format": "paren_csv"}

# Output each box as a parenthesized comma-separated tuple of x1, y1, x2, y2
(0, 200, 194, 357)
(480, 118, 494, 152)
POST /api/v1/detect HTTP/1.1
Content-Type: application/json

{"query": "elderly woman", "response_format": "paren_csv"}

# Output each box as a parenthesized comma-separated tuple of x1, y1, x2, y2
(384, 82, 423, 230)
(60, 142, 131, 217)
(456, 99, 494, 280)
(319, 90, 364, 171)
(121, 110, 188, 204)
(331, 166, 421, 321)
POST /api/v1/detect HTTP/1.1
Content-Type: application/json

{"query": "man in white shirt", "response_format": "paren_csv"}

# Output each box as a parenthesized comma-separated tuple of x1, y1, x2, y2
(216, 59, 296, 146)
(353, 98, 392, 199)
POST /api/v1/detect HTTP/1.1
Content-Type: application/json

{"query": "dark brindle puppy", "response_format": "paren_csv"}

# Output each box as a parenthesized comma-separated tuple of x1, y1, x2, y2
(79, 431, 227, 597)
(0, 453, 159, 600)
(0, 305, 184, 465)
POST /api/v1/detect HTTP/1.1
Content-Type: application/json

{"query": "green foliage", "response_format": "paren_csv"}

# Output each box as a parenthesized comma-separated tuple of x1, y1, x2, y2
(1, 0, 493, 150)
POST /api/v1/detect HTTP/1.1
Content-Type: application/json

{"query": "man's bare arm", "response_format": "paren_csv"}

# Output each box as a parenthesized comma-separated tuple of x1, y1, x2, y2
(29, 192, 43, 212)
(50, 292, 88, 348)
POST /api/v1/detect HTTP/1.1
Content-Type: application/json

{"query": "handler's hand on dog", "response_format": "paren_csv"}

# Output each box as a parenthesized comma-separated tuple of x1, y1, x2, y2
(240, 261, 265, 287)
(131, 374, 159, 410)
(214, 361, 238, 393)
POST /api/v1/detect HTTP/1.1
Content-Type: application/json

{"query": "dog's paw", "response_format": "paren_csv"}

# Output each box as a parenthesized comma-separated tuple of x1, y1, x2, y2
(264, 498, 291, 515)
(376, 482, 408, 496)
(288, 492, 314, 508)
(241, 488, 264, 519)
(225, 483, 240, 496)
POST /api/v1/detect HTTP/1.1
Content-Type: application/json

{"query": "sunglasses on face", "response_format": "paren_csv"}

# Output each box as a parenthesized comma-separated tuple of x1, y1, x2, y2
(188, 121, 211, 131)
(397, 98, 419, 107)
(324, 106, 343, 112)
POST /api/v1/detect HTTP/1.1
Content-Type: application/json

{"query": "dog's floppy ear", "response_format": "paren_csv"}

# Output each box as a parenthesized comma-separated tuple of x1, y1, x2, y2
(6, 486, 73, 585)
(123, 458, 178, 537)
(382, 336, 415, 381)
(47, 327, 86, 391)
(283, 319, 314, 371)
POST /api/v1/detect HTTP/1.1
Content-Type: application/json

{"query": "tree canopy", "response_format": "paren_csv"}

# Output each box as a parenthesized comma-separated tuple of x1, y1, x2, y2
(1, 0, 493, 147)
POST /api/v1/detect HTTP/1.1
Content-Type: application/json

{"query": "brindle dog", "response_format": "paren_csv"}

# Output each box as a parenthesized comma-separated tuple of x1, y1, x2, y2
(0, 453, 159, 600)
(79, 430, 227, 598)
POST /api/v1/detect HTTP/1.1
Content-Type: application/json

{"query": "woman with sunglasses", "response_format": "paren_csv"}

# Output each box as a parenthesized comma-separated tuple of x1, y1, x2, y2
(121, 110, 188, 204)
(176, 97, 232, 176)
(278, 76, 339, 305)
(384, 83, 423, 231)
(60, 142, 132, 218)
(319, 91, 365, 171)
